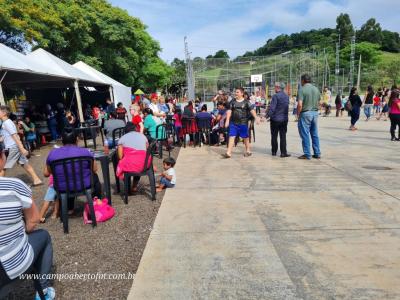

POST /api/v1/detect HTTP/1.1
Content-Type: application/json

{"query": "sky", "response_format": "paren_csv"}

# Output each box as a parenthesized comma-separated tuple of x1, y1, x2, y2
(110, 0, 399, 62)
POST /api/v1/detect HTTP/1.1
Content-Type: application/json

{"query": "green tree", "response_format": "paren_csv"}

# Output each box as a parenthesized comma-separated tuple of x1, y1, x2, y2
(0, 0, 172, 89)
(169, 58, 186, 95)
(382, 58, 400, 85)
(340, 42, 382, 68)
(214, 50, 229, 59)
(357, 18, 383, 44)
(381, 30, 400, 52)
(336, 13, 354, 46)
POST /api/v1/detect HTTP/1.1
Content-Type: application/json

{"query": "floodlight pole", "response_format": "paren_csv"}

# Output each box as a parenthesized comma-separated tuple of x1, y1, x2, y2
(356, 55, 362, 90)
(74, 80, 85, 124)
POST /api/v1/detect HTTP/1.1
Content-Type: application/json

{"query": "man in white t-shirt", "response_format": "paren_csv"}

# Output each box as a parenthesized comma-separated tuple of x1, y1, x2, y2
(0, 106, 42, 185)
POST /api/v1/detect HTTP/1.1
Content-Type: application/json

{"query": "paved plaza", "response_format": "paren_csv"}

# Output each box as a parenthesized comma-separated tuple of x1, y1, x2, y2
(129, 115, 400, 300)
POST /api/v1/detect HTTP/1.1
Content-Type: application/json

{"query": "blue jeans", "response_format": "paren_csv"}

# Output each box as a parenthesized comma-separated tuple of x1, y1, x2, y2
(47, 117, 58, 141)
(364, 104, 373, 118)
(160, 177, 175, 188)
(298, 111, 321, 158)
(28, 229, 53, 288)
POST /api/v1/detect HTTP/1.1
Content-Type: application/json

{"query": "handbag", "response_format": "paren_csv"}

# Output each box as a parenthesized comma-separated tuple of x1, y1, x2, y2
(345, 100, 352, 112)
(83, 197, 115, 224)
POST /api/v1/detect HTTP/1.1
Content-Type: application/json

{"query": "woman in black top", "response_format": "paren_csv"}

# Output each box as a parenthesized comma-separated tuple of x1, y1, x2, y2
(363, 85, 374, 121)
(349, 87, 362, 130)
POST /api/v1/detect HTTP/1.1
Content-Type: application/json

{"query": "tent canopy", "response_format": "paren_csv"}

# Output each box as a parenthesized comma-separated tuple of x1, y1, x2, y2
(0, 44, 73, 87)
(0, 44, 106, 88)
(134, 89, 144, 95)
(74, 61, 132, 110)
(26, 49, 105, 87)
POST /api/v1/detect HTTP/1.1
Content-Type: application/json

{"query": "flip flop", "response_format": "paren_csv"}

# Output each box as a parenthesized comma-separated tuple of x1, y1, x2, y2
(31, 182, 44, 187)
(243, 152, 252, 157)
(221, 153, 231, 159)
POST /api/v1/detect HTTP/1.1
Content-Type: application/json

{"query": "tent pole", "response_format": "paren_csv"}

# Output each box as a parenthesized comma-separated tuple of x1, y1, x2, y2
(0, 71, 7, 105)
(108, 86, 115, 104)
(74, 80, 85, 124)
(0, 83, 5, 106)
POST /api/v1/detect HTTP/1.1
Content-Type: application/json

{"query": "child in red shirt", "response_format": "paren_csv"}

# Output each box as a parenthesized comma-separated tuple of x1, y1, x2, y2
(130, 104, 144, 133)
(373, 93, 381, 114)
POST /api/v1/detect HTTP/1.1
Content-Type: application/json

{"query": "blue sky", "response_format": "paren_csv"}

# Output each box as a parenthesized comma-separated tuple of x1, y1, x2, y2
(110, 0, 399, 62)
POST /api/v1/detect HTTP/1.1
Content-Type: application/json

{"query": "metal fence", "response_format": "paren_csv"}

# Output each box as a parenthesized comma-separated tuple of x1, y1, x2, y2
(192, 52, 355, 99)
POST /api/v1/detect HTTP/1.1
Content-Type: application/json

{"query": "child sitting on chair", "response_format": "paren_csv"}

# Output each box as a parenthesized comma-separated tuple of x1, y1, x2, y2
(39, 175, 59, 223)
(156, 157, 176, 192)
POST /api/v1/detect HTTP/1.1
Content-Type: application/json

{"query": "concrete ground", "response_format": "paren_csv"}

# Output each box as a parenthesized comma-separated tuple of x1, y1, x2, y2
(128, 114, 400, 300)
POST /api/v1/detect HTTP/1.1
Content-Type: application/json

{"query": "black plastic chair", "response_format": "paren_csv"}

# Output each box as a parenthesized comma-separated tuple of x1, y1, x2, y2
(120, 140, 157, 204)
(50, 156, 97, 234)
(248, 118, 256, 143)
(155, 124, 170, 158)
(165, 116, 176, 144)
(196, 117, 212, 146)
(0, 266, 45, 300)
(112, 127, 126, 193)
(181, 117, 197, 148)
(112, 127, 126, 146)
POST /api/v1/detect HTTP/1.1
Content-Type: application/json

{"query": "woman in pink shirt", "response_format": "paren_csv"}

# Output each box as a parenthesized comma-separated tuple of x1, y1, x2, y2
(388, 89, 400, 141)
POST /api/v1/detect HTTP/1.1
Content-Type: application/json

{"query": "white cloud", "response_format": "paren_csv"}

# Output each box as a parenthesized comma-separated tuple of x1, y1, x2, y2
(110, 0, 399, 61)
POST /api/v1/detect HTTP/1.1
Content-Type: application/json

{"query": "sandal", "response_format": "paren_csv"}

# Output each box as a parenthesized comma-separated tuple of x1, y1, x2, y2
(243, 152, 252, 157)
(221, 153, 231, 159)
(39, 218, 46, 224)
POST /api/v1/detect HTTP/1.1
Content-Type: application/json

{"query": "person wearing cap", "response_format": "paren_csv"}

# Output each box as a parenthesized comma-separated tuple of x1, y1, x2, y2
(267, 82, 290, 157)
(148, 93, 166, 118)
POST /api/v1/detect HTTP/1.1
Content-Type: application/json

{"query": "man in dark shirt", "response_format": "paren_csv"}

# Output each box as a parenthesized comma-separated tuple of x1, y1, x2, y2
(267, 82, 290, 157)
(222, 87, 259, 158)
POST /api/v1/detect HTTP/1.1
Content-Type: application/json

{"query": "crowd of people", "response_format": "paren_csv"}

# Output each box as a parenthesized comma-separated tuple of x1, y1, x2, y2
(1, 74, 399, 299)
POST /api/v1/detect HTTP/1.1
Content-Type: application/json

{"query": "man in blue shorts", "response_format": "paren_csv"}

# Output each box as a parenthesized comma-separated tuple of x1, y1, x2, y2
(222, 87, 259, 158)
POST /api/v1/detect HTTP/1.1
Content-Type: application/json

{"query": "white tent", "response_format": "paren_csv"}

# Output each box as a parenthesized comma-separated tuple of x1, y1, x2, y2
(26, 48, 107, 122)
(73, 61, 132, 112)
(0, 44, 72, 105)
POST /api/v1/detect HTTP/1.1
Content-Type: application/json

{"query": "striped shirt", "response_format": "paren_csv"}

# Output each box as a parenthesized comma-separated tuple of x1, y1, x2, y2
(0, 177, 34, 279)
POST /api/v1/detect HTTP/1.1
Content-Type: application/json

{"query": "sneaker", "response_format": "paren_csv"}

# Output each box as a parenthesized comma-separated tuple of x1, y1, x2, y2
(35, 287, 55, 300)
(298, 155, 310, 160)
(312, 155, 321, 159)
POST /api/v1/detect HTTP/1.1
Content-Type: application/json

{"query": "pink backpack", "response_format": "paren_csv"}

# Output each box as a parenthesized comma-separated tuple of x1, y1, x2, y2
(83, 197, 115, 224)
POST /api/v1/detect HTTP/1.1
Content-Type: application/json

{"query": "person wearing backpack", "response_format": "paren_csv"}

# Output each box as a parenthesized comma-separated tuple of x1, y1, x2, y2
(222, 87, 259, 158)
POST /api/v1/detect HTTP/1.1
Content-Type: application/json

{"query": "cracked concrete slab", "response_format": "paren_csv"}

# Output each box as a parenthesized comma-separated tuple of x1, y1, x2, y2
(128, 116, 400, 300)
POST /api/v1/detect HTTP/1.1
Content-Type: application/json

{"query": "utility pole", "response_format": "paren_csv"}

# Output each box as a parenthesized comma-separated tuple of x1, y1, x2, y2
(335, 34, 340, 94)
(184, 36, 195, 101)
(356, 55, 362, 90)
(349, 32, 356, 92)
